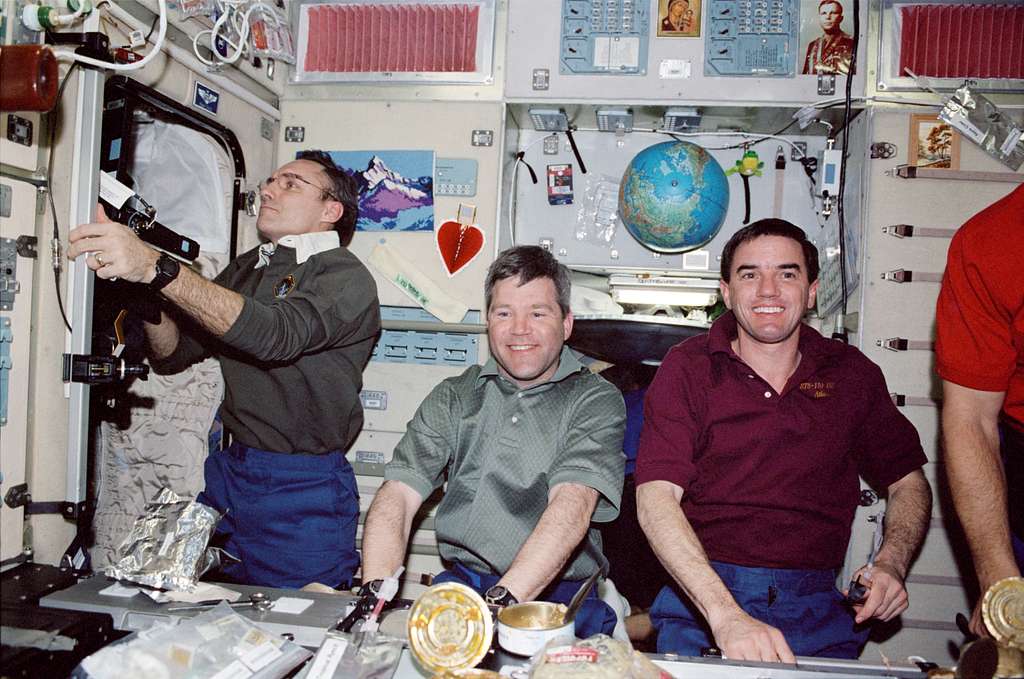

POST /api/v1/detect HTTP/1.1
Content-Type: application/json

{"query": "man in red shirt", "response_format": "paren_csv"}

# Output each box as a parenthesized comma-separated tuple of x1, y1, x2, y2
(636, 219, 931, 661)
(936, 184, 1024, 637)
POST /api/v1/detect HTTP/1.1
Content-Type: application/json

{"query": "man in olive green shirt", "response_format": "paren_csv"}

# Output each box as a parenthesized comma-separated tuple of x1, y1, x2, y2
(361, 246, 626, 637)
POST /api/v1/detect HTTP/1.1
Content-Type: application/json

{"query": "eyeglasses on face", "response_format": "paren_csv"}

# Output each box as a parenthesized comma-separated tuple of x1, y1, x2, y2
(260, 172, 340, 202)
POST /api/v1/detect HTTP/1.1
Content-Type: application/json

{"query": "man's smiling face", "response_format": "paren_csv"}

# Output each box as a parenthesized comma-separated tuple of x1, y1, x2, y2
(720, 235, 818, 347)
(487, 275, 573, 390)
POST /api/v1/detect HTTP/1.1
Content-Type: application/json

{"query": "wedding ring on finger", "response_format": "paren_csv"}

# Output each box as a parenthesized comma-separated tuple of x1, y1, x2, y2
(94, 252, 105, 266)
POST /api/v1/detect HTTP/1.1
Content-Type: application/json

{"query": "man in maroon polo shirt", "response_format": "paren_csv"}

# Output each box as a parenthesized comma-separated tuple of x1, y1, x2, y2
(636, 219, 931, 662)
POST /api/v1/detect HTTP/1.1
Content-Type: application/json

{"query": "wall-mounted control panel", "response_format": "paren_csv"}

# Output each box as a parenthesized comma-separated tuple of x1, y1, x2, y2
(705, 0, 799, 77)
(560, 0, 651, 75)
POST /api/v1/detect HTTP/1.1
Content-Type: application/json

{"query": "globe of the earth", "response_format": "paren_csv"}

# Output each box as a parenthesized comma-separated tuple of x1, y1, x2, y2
(619, 140, 730, 253)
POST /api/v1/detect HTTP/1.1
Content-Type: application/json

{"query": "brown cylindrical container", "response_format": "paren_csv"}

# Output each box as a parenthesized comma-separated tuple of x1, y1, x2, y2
(0, 45, 59, 112)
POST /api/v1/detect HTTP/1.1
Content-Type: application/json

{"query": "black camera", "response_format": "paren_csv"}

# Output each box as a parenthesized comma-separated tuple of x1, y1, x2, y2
(99, 172, 200, 262)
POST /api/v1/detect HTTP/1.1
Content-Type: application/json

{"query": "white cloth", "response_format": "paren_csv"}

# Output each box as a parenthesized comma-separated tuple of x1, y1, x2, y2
(367, 243, 469, 323)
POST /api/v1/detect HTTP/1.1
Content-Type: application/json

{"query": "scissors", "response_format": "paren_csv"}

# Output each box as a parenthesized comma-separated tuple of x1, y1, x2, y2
(845, 512, 884, 605)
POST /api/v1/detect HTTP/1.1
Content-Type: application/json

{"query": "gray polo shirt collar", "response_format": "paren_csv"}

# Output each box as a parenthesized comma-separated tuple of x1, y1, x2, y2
(477, 345, 587, 392)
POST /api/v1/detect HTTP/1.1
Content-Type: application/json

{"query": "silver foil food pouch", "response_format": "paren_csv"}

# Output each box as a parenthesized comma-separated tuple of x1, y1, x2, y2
(105, 487, 224, 591)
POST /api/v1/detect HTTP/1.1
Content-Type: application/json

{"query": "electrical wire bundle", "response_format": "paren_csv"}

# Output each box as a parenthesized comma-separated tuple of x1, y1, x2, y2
(189, 0, 294, 67)
(47, 0, 170, 72)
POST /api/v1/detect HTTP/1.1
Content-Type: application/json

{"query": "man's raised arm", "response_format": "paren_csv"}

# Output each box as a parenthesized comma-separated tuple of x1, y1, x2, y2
(637, 480, 796, 663)
(68, 206, 245, 337)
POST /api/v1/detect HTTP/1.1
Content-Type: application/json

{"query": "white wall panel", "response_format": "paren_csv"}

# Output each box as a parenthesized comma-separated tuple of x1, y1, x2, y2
(855, 108, 1023, 664)
(505, 0, 867, 104)
(278, 100, 503, 313)
(360, 363, 473, 435)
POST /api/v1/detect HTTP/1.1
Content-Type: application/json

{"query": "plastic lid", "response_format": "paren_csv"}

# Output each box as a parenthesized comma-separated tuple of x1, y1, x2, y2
(982, 576, 1024, 650)
(407, 582, 493, 673)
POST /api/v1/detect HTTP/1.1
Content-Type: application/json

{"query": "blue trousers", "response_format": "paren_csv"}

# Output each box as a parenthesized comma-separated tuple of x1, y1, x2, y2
(433, 562, 617, 639)
(651, 561, 869, 659)
(197, 442, 360, 589)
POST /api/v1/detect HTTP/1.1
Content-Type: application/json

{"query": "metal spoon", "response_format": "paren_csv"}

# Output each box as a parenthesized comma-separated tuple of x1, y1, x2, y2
(168, 592, 272, 613)
(561, 570, 601, 625)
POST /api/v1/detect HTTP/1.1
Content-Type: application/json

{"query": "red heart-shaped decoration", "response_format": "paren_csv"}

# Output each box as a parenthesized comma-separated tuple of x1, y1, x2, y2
(436, 220, 484, 276)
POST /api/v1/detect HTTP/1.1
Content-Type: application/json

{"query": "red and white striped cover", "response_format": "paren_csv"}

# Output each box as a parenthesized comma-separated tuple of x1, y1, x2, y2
(303, 3, 480, 73)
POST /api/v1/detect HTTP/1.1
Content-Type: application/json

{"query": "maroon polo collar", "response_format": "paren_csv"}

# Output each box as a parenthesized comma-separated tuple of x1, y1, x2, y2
(706, 311, 837, 394)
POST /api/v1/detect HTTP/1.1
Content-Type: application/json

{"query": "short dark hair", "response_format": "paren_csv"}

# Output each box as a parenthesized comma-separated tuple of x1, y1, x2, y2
(720, 219, 820, 283)
(485, 246, 571, 316)
(296, 149, 359, 246)
(819, 0, 843, 13)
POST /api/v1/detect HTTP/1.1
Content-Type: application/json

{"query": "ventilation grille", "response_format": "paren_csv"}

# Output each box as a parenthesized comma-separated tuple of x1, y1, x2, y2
(898, 3, 1024, 79)
(296, 1, 494, 83)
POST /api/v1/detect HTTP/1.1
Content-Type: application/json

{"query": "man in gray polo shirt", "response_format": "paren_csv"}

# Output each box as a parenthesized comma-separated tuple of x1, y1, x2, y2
(361, 245, 626, 637)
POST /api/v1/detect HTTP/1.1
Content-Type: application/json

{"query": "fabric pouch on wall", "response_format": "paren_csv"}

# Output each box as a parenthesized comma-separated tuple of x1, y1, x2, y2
(130, 118, 232, 253)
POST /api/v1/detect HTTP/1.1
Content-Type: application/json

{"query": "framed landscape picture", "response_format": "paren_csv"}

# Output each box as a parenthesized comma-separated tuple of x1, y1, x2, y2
(908, 114, 961, 170)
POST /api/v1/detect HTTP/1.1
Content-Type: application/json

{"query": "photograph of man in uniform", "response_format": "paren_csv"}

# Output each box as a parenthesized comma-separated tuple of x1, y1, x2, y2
(801, 0, 854, 75)
(658, 0, 701, 37)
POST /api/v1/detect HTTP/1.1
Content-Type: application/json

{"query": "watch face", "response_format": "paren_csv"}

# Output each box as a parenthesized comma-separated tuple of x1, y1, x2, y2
(360, 579, 383, 597)
(152, 254, 180, 290)
(160, 255, 180, 277)
(485, 585, 514, 606)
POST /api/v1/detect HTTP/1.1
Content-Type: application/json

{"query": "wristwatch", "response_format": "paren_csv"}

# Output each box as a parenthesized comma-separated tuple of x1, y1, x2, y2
(150, 253, 180, 292)
(358, 578, 384, 598)
(484, 584, 518, 608)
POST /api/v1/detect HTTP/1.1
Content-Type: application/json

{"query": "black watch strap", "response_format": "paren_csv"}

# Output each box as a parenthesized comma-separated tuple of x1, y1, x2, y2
(484, 585, 518, 607)
(358, 578, 384, 598)
(150, 253, 180, 292)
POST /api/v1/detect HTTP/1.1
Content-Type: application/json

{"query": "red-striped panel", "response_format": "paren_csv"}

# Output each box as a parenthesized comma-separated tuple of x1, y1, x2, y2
(302, 2, 480, 73)
(899, 3, 1024, 79)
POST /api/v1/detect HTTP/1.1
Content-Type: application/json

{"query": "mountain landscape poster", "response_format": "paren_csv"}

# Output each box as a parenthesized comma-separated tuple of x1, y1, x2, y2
(328, 150, 435, 231)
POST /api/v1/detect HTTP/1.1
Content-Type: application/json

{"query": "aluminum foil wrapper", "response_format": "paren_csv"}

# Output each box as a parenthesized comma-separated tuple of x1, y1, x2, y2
(940, 84, 1024, 171)
(105, 487, 223, 591)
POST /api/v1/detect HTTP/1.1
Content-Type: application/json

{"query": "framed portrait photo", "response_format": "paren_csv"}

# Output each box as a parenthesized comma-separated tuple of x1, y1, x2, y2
(658, 0, 701, 37)
(799, 0, 855, 75)
(908, 115, 961, 170)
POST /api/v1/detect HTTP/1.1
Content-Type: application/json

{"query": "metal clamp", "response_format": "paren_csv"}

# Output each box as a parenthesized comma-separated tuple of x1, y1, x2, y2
(880, 269, 943, 284)
(890, 393, 941, 408)
(15, 235, 37, 258)
(877, 337, 935, 352)
(881, 224, 956, 239)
